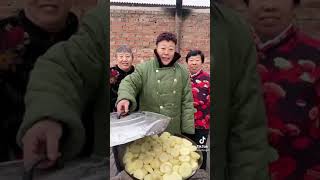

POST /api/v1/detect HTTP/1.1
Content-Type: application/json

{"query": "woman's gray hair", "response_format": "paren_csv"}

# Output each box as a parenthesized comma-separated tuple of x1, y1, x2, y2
(116, 44, 133, 54)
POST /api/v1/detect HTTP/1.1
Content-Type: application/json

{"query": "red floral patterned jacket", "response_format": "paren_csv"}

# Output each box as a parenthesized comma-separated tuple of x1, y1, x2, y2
(190, 69, 210, 129)
(255, 25, 320, 180)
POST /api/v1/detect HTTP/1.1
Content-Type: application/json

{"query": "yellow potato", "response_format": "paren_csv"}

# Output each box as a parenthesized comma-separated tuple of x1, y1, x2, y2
(169, 149, 180, 157)
(134, 159, 144, 170)
(123, 156, 133, 165)
(179, 155, 191, 162)
(144, 164, 154, 174)
(182, 139, 193, 146)
(179, 163, 192, 178)
(170, 158, 180, 165)
(125, 163, 135, 175)
(144, 174, 153, 180)
(141, 142, 151, 153)
(190, 151, 200, 160)
(163, 172, 183, 180)
(153, 147, 163, 154)
(152, 134, 159, 138)
(160, 162, 173, 174)
(173, 165, 180, 173)
(159, 152, 170, 162)
(146, 151, 156, 157)
(190, 160, 198, 171)
(153, 169, 163, 176)
(174, 144, 181, 151)
(143, 154, 154, 165)
(133, 169, 146, 180)
(130, 144, 141, 154)
(173, 136, 183, 145)
(179, 147, 190, 156)
(151, 173, 162, 180)
(160, 132, 171, 139)
(163, 172, 182, 180)
(189, 145, 197, 152)
(150, 158, 161, 169)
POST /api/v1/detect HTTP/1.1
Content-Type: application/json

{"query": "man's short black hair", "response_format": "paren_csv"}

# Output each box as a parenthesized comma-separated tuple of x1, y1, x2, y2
(243, 0, 300, 6)
(156, 32, 177, 45)
(186, 50, 205, 63)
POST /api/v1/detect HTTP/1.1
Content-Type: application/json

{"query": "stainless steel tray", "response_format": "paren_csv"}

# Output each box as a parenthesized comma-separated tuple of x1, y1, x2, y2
(110, 111, 171, 147)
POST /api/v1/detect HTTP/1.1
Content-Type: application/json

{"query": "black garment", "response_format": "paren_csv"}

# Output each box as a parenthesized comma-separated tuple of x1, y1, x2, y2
(0, 10, 78, 161)
(110, 65, 135, 112)
(183, 129, 209, 170)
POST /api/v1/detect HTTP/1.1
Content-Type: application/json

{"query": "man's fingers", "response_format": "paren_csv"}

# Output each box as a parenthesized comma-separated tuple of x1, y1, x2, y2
(46, 131, 61, 161)
(22, 132, 41, 167)
(124, 102, 129, 113)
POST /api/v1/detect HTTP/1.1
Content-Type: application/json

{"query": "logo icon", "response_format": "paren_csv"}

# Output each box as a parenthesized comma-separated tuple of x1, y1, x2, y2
(199, 136, 206, 144)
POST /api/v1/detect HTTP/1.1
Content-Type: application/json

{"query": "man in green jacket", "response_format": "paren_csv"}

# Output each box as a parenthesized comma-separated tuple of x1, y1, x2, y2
(16, 1, 269, 179)
(116, 32, 195, 135)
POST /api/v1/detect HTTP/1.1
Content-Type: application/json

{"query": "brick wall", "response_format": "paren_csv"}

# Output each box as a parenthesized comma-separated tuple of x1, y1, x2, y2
(0, 0, 97, 19)
(110, 6, 210, 72)
(223, 0, 320, 39)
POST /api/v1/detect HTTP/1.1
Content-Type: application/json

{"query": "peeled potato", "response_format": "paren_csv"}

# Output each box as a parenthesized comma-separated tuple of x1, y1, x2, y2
(153, 169, 163, 176)
(163, 172, 183, 180)
(190, 151, 200, 160)
(150, 158, 161, 169)
(141, 142, 151, 153)
(153, 147, 163, 154)
(143, 154, 154, 165)
(160, 132, 171, 139)
(163, 173, 182, 180)
(173, 165, 180, 173)
(125, 163, 135, 174)
(189, 145, 197, 152)
(182, 139, 193, 146)
(170, 158, 180, 165)
(130, 144, 141, 154)
(144, 174, 153, 180)
(151, 173, 162, 180)
(179, 147, 190, 155)
(190, 160, 198, 171)
(144, 164, 154, 174)
(179, 163, 193, 178)
(134, 159, 144, 170)
(159, 152, 170, 162)
(179, 155, 191, 162)
(170, 149, 180, 157)
(160, 162, 173, 174)
(133, 169, 146, 180)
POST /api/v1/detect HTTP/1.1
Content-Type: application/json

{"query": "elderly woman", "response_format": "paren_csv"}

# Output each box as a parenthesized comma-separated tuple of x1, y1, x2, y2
(116, 32, 195, 135)
(245, 0, 320, 179)
(110, 45, 135, 112)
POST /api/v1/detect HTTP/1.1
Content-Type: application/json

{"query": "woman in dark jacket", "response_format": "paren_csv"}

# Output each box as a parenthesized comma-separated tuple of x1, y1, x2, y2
(110, 45, 135, 112)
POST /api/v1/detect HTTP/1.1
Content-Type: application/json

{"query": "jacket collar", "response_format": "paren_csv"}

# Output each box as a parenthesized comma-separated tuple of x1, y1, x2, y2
(253, 24, 297, 52)
(190, 69, 203, 78)
(115, 65, 134, 74)
(154, 49, 181, 68)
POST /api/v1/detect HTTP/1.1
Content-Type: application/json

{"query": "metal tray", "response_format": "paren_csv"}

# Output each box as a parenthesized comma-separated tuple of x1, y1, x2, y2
(110, 111, 171, 147)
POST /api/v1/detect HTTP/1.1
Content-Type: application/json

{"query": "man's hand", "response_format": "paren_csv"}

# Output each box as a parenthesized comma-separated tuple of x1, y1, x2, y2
(116, 99, 130, 117)
(22, 119, 63, 169)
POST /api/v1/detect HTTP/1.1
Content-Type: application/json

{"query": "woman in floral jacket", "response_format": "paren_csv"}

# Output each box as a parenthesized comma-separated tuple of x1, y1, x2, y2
(185, 49, 210, 170)
(246, 0, 320, 179)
